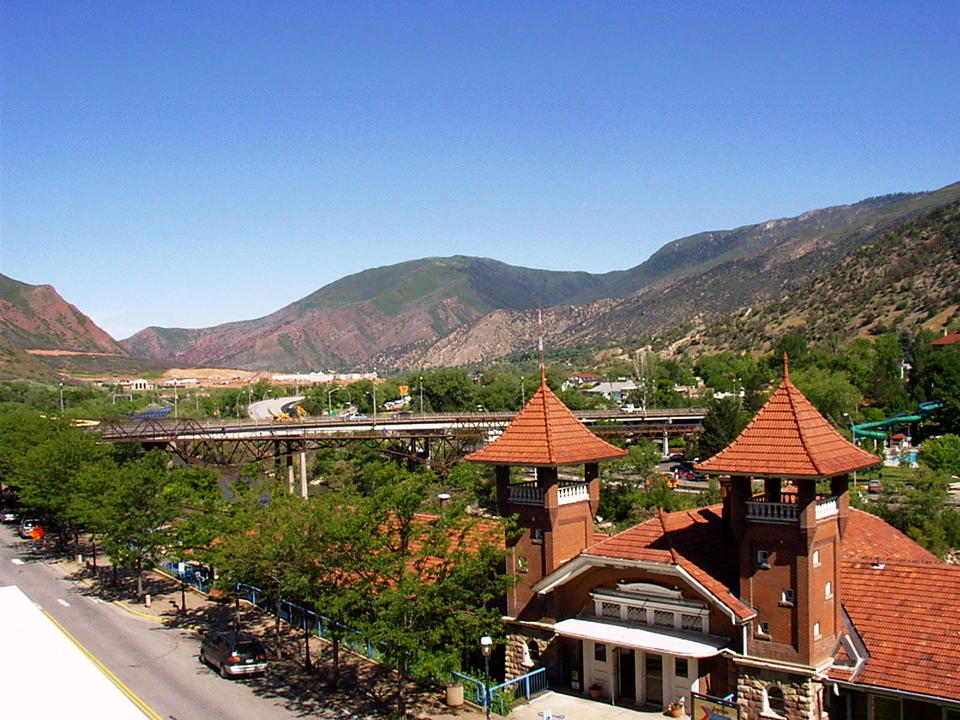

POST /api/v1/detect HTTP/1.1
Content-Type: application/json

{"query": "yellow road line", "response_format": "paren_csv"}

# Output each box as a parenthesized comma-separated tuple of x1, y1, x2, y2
(43, 610, 164, 720)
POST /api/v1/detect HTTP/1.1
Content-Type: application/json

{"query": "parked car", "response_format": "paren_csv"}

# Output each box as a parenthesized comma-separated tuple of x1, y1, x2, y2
(867, 479, 883, 493)
(199, 631, 268, 678)
(1, 508, 18, 523)
(18, 518, 41, 539)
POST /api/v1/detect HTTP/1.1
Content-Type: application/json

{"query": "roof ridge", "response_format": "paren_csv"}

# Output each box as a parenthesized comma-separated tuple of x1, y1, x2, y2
(785, 379, 821, 474)
(657, 508, 680, 564)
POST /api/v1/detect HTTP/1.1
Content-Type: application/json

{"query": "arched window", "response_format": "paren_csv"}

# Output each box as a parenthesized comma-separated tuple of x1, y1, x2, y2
(522, 640, 540, 667)
(765, 685, 786, 716)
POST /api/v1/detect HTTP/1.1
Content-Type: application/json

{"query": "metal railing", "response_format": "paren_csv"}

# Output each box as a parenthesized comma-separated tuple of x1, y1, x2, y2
(455, 663, 562, 716)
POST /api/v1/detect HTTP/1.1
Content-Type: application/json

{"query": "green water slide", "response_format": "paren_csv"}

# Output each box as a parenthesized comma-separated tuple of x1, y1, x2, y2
(850, 401, 943, 442)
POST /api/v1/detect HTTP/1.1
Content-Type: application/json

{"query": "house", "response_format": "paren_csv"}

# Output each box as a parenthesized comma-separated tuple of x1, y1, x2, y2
(583, 380, 637, 404)
(467, 360, 960, 720)
(932, 331, 960, 347)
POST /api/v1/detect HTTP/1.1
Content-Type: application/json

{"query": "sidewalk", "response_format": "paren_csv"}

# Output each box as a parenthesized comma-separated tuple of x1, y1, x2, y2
(55, 551, 486, 720)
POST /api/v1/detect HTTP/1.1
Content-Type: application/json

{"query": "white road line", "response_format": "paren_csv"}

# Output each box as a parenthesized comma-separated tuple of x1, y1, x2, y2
(34, 602, 43, 610)
(88, 596, 104, 604)
(11, 558, 24, 565)
(57, 598, 70, 607)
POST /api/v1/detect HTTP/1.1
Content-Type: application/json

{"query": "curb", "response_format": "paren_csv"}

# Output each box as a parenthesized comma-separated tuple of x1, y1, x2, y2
(57, 559, 204, 631)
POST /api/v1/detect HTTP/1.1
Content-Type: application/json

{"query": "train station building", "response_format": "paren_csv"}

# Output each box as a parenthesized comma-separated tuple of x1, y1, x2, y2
(467, 363, 960, 720)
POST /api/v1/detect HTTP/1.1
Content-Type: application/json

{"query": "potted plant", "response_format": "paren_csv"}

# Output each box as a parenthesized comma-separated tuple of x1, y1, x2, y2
(667, 699, 685, 718)
(588, 682, 602, 700)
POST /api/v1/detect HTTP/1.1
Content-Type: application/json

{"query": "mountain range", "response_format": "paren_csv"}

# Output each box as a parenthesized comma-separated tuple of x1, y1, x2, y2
(3, 180, 959, 378)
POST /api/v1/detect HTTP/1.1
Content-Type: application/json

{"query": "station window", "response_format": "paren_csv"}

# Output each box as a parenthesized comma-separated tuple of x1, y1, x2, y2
(813, 622, 822, 639)
(757, 550, 771, 568)
(812, 550, 821, 567)
(594, 643, 607, 662)
(531, 527, 544, 544)
(825, 581, 833, 599)
(675, 658, 688, 678)
(780, 588, 795, 606)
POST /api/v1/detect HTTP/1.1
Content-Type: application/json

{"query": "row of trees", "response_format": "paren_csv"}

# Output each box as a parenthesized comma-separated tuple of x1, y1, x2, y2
(0, 404, 511, 715)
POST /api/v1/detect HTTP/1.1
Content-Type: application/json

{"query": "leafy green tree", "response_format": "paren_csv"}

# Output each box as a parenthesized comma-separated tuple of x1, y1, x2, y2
(920, 434, 960, 476)
(99, 451, 184, 599)
(286, 489, 376, 683)
(210, 479, 311, 650)
(866, 334, 910, 413)
(791, 366, 863, 426)
(358, 471, 511, 716)
(16, 423, 113, 548)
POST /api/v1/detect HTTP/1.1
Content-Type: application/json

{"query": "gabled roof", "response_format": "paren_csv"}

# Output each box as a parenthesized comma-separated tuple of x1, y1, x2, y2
(695, 362, 879, 478)
(465, 377, 626, 466)
(582, 504, 754, 621)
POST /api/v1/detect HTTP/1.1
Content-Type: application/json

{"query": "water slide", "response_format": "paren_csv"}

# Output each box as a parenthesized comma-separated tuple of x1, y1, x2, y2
(851, 401, 943, 442)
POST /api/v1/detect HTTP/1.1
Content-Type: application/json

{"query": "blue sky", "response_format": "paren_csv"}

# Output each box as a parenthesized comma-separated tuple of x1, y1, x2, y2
(2, 1, 958, 340)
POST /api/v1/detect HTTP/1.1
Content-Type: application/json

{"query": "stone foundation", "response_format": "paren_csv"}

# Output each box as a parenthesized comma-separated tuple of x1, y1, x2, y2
(504, 630, 554, 679)
(736, 666, 827, 720)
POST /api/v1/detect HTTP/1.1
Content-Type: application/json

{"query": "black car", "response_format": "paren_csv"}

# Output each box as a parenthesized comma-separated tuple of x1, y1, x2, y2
(199, 631, 268, 678)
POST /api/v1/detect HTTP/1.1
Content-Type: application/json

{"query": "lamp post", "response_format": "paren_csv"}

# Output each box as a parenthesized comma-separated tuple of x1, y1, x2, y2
(419, 375, 424, 414)
(327, 388, 336, 417)
(843, 412, 858, 486)
(480, 635, 493, 720)
(59, 383, 64, 413)
(520, 376, 525, 407)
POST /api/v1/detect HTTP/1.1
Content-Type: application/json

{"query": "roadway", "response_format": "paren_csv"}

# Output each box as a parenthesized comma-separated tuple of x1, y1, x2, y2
(0, 525, 301, 720)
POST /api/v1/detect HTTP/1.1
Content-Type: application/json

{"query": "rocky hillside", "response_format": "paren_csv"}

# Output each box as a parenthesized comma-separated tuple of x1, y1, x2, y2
(121, 182, 960, 371)
(0, 274, 127, 355)
(669, 200, 960, 356)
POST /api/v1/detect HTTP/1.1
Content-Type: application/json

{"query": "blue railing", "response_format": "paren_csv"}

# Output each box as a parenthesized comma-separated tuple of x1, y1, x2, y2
(452, 671, 487, 707)
(161, 565, 384, 663)
(455, 663, 562, 716)
(163, 562, 211, 593)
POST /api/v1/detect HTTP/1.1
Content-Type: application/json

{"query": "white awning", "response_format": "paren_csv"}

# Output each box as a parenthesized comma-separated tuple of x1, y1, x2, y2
(554, 618, 728, 658)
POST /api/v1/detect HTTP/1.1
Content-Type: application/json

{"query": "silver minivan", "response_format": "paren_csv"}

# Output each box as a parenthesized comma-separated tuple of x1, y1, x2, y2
(199, 631, 268, 678)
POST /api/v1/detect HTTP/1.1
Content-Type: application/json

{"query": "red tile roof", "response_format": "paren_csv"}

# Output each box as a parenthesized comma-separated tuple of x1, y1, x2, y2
(695, 371, 880, 478)
(931, 331, 960, 346)
(465, 377, 627, 466)
(832, 558, 960, 701)
(585, 504, 754, 621)
(840, 508, 939, 564)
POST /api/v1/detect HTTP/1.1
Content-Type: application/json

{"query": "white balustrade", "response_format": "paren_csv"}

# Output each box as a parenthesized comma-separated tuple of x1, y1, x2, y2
(745, 501, 798, 522)
(557, 482, 590, 505)
(815, 497, 839, 520)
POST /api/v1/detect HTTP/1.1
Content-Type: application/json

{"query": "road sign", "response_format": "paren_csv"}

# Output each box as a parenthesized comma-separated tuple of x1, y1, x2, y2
(692, 692, 740, 719)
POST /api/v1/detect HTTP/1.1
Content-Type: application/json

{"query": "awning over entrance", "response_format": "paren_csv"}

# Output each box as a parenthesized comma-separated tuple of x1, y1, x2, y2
(554, 618, 727, 658)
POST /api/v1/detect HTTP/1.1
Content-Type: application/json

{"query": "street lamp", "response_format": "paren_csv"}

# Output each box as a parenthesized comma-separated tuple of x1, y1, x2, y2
(367, 385, 377, 426)
(480, 635, 493, 720)
(520, 376, 525, 407)
(327, 387, 337, 417)
(59, 383, 64, 413)
(419, 375, 424, 414)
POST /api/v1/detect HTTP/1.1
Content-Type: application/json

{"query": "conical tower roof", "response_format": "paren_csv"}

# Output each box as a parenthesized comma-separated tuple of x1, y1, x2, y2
(466, 377, 627, 467)
(695, 362, 879, 479)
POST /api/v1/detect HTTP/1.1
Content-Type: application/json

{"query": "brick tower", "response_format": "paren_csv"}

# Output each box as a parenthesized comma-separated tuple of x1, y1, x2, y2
(466, 371, 626, 620)
(696, 357, 878, 718)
